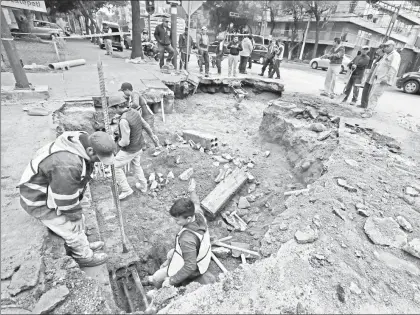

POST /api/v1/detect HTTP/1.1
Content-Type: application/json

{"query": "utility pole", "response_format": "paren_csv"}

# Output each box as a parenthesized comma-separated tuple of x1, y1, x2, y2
(170, 3, 178, 68)
(185, 0, 191, 71)
(1, 7, 31, 89)
(299, 16, 311, 60)
(384, 3, 401, 42)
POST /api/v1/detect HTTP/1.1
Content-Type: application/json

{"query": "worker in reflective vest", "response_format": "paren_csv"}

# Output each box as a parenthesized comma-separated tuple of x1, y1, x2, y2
(143, 179, 215, 288)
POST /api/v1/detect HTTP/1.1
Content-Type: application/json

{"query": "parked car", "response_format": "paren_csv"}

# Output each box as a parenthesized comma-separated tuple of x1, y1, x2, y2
(208, 41, 228, 54)
(396, 71, 420, 94)
(250, 44, 268, 64)
(11, 20, 65, 39)
(99, 21, 123, 52)
(310, 54, 352, 73)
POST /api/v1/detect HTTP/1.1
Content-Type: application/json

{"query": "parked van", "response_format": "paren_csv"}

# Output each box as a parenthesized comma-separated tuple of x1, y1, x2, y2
(99, 21, 123, 52)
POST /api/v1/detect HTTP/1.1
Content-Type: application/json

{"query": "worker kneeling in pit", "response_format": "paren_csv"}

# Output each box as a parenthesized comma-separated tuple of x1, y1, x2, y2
(143, 179, 216, 288)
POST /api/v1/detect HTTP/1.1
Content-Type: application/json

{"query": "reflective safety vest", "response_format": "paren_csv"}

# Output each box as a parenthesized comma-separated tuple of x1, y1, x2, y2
(167, 228, 212, 277)
(18, 132, 88, 217)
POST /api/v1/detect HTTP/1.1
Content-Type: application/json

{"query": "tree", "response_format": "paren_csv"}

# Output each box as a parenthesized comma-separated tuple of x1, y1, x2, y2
(12, 9, 35, 35)
(204, 1, 243, 34)
(130, 0, 144, 59)
(266, 1, 283, 35)
(303, 1, 336, 59)
(282, 0, 306, 59)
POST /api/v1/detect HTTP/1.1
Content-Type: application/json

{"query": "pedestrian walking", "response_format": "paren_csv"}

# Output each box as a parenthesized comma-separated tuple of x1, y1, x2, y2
(214, 34, 225, 75)
(197, 26, 210, 76)
(178, 27, 193, 70)
(360, 45, 385, 109)
(18, 131, 116, 267)
(268, 39, 284, 79)
(107, 94, 161, 200)
(103, 25, 113, 56)
(259, 36, 278, 77)
(320, 37, 345, 99)
(239, 34, 253, 74)
(154, 17, 175, 69)
(342, 45, 370, 105)
(227, 36, 242, 77)
(363, 40, 401, 118)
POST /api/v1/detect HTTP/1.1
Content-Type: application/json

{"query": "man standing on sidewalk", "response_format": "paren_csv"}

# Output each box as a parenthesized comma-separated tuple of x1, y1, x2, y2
(238, 34, 253, 74)
(178, 27, 193, 70)
(360, 45, 385, 109)
(18, 131, 115, 267)
(154, 17, 175, 69)
(320, 38, 345, 99)
(342, 45, 370, 105)
(214, 34, 225, 75)
(259, 36, 278, 77)
(268, 39, 284, 79)
(103, 25, 113, 56)
(108, 94, 161, 200)
(227, 36, 242, 77)
(248, 35, 255, 70)
(197, 26, 210, 76)
(363, 40, 401, 118)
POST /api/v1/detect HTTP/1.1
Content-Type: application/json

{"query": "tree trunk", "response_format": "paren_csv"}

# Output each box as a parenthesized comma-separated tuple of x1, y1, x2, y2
(13, 9, 34, 34)
(313, 19, 320, 59)
(77, 16, 84, 35)
(130, 0, 144, 59)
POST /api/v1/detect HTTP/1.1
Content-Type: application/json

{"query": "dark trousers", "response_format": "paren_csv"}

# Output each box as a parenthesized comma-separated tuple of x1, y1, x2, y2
(199, 50, 210, 74)
(158, 43, 175, 68)
(216, 56, 222, 74)
(248, 55, 252, 69)
(343, 75, 362, 102)
(238, 56, 249, 73)
(179, 52, 190, 70)
(360, 82, 372, 108)
(261, 57, 274, 75)
(269, 59, 281, 78)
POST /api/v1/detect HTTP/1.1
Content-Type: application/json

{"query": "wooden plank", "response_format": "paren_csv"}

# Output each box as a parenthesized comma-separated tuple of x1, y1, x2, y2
(201, 167, 248, 218)
(211, 253, 228, 274)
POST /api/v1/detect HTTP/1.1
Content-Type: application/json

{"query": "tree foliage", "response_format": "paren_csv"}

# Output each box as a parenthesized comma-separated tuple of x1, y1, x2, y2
(303, 0, 336, 58)
(282, 0, 306, 59)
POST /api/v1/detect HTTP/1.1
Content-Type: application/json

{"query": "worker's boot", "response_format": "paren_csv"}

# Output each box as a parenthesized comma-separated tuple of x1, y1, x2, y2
(75, 252, 108, 268)
(119, 189, 134, 200)
(89, 241, 105, 251)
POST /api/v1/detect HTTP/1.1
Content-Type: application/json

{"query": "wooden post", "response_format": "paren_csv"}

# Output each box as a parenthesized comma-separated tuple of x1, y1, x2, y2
(1, 7, 30, 89)
(171, 3, 178, 68)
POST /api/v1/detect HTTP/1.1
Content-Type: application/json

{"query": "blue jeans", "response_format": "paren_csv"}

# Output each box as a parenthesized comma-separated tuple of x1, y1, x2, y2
(158, 43, 174, 68)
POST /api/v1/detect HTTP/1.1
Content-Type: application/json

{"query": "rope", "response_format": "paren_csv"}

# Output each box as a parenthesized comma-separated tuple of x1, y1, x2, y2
(97, 60, 129, 253)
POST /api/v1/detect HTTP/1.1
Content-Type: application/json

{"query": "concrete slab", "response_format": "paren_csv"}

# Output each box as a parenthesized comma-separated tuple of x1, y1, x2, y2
(142, 79, 169, 90)
(1, 85, 49, 101)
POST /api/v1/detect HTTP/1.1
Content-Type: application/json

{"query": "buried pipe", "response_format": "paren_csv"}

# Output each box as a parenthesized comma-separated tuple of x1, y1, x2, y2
(48, 59, 86, 70)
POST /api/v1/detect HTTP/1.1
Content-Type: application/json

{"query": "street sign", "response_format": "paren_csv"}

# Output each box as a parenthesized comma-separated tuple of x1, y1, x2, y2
(181, 0, 203, 16)
(229, 12, 239, 17)
(1, 0, 47, 13)
(166, 0, 181, 5)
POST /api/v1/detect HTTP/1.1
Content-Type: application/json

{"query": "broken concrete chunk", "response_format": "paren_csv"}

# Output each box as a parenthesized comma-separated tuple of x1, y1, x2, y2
(167, 171, 174, 179)
(317, 130, 332, 141)
(152, 150, 162, 157)
(345, 159, 359, 168)
(213, 162, 220, 167)
(213, 156, 229, 163)
(396, 216, 413, 233)
(307, 107, 318, 119)
(179, 168, 194, 181)
(248, 183, 257, 194)
(212, 247, 231, 259)
(150, 180, 158, 190)
(246, 173, 255, 183)
(357, 209, 370, 217)
(8, 255, 42, 296)
(238, 197, 251, 209)
(403, 238, 420, 259)
(333, 207, 346, 221)
(247, 162, 254, 169)
(32, 285, 69, 314)
(149, 173, 156, 182)
(337, 178, 357, 192)
(364, 217, 408, 248)
(405, 186, 419, 197)
(295, 227, 318, 244)
(349, 282, 362, 295)
(309, 123, 327, 133)
(175, 156, 181, 164)
(330, 116, 340, 124)
(215, 169, 226, 183)
(264, 151, 271, 157)
(221, 153, 233, 161)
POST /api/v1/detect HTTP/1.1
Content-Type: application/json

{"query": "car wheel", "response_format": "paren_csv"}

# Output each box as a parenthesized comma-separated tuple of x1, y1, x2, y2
(403, 80, 420, 94)
(50, 33, 58, 40)
(311, 61, 318, 69)
(259, 56, 264, 64)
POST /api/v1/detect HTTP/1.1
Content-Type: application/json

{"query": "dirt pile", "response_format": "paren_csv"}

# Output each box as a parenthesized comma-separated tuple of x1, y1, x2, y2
(154, 105, 420, 313)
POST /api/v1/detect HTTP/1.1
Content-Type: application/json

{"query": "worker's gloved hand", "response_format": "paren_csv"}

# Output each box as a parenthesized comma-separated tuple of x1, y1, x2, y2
(162, 277, 172, 288)
(351, 64, 357, 70)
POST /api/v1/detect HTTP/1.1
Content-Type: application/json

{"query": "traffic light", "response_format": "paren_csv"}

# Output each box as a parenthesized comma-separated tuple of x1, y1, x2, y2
(146, 0, 155, 14)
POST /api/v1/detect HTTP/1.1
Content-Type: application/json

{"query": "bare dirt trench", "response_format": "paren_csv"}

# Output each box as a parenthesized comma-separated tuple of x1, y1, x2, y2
(88, 88, 299, 312)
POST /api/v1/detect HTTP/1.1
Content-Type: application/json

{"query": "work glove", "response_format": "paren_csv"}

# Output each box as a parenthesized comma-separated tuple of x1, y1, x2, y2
(162, 277, 172, 288)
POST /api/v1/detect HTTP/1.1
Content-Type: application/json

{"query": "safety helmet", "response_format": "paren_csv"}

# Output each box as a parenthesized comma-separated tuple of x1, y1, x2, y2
(108, 94, 128, 107)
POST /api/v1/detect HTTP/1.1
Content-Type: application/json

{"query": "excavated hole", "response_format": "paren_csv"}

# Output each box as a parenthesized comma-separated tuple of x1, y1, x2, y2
(52, 88, 348, 312)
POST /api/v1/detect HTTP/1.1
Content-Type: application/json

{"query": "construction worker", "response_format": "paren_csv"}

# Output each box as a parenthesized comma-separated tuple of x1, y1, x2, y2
(360, 45, 385, 109)
(18, 131, 116, 267)
(342, 45, 371, 105)
(197, 26, 210, 77)
(259, 35, 278, 78)
(178, 27, 193, 70)
(108, 94, 161, 200)
(320, 37, 345, 99)
(142, 179, 215, 289)
(154, 17, 175, 69)
(362, 40, 401, 118)
(118, 82, 155, 129)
